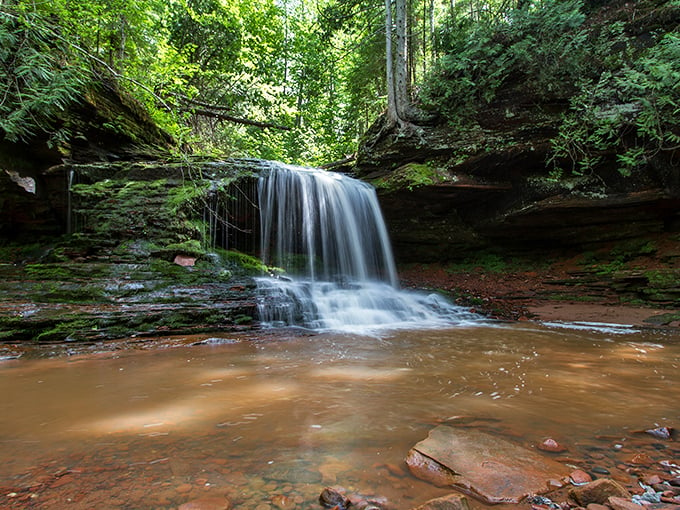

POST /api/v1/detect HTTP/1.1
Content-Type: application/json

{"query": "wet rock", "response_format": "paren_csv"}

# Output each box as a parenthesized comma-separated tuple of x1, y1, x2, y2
(538, 438, 567, 453)
(411, 494, 471, 510)
(405, 449, 459, 487)
(607, 496, 642, 510)
(626, 452, 653, 465)
(271, 494, 295, 509)
(591, 467, 610, 475)
(178, 496, 232, 510)
(585, 504, 609, 510)
(319, 487, 349, 509)
(645, 427, 674, 440)
(405, 426, 570, 504)
(570, 470, 593, 485)
(569, 479, 630, 506)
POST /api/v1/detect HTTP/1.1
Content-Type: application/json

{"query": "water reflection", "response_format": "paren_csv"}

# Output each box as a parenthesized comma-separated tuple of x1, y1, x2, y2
(0, 323, 678, 509)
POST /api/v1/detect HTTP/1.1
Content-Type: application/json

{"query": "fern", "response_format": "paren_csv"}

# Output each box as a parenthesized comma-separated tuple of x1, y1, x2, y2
(0, 7, 89, 144)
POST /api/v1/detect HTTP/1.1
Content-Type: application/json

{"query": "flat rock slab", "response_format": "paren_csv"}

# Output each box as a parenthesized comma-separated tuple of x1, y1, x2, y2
(406, 426, 570, 504)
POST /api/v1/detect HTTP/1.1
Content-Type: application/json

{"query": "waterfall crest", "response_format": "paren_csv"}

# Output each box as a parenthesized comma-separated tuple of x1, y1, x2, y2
(256, 163, 477, 332)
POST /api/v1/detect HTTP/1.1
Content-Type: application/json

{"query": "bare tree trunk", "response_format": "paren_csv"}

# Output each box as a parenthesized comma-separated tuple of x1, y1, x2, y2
(395, 0, 409, 119)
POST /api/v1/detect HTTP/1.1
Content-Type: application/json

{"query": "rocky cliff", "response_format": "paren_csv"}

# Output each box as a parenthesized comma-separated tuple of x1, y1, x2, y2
(353, 0, 680, 264)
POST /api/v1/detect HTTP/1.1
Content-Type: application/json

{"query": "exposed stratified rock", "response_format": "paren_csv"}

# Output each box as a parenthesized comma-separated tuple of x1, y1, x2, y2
(405, 426, 569, 504)
(569, 479, 631, 506)
(353, 1, 680, 265)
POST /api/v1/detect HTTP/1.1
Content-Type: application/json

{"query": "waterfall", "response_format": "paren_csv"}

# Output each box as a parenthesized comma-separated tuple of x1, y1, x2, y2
(256, 163, 477, 332)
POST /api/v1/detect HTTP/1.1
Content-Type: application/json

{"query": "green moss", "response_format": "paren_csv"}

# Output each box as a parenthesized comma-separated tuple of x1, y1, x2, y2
(372, 162, 454, 192)
(24, 264, 73, 280)
(644, 269, 680, 289)
(163, 239, 205, 257)
(446, 253, 539, 274)
(35, 319, 100, 342)
(223, 250, 269, 275)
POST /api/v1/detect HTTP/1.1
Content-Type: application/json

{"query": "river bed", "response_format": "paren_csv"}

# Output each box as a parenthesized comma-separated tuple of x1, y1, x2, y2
(1, 322, 678, 509)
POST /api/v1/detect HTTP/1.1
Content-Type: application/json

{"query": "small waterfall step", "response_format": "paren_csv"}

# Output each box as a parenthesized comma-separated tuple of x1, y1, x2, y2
(255, 163, 478, 333)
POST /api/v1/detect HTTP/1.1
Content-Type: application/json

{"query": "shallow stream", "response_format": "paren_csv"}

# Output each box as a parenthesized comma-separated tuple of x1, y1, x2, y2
(1, 322, 678, 509)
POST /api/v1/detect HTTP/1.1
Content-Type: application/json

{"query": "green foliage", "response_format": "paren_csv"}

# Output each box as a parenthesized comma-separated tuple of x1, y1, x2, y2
(0, 6, 89, 144)
(551, 31, 680, 177)
(421, 0, 592, 122)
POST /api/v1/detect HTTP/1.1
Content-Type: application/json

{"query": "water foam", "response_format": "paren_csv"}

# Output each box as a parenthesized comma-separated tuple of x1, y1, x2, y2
(256, 163, 477, 333)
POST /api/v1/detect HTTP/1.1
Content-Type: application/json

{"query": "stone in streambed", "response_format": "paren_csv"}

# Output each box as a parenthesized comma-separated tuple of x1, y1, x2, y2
(411, 494, 471, 510)
(319, 487, 350, 509)
(607, 496, 644, 510)
(569, 479, 630, 506)
(178, 496, 231, 510)
(570, 469, 593, 485)
(644, 427, 674, 440)
(538, 438, 567, 453)
(405, 426, 570, 504)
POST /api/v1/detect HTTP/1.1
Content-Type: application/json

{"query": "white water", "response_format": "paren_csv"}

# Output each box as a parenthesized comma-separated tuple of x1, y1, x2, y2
(256, 163, 478, 332)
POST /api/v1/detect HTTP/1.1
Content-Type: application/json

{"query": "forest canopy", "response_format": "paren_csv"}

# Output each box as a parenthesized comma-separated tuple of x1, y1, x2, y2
(1, 0, 678, 170)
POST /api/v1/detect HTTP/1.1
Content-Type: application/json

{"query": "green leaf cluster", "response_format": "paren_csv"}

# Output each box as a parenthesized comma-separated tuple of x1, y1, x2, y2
(420, 0, 595, 121)
(420, 0, 680, 179)
(0, 7, 89, 145)
(552, 30, 680, 177)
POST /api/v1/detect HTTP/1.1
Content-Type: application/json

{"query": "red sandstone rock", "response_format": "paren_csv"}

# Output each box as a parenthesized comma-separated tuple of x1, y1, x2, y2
(174, 254, 196, 266)
(570, 469, 593, 485)
(405, 426, 570, 504)
(538, 438, 567, 453)
(178, 496, 231, 510)
(271, 494, 295, 509)
(412, 494, 471, 510)
(569, 479, 630, 506)
(607, 496, 641, 510)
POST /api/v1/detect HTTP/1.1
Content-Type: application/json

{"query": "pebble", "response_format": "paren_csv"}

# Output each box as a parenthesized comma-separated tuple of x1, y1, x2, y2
(607, 497, 641, 510)
(591, 467, 610, 475)
(626, 452, 653, 465)
(645, 427, 674, 440)
(586, 504, 609, 510)
(177, 496, 232, 510)
(271, 494, 295, 509)
(538, 438, 567, 453)
(570, 469, 593, 485)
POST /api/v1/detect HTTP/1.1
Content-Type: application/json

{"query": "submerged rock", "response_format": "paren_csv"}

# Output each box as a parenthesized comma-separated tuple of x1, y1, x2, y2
(568, 479, 631, 506)
(405, 426, 570, 504)
(538, 438, 567, 453)
(319, 487, 350, 509)
(411, 494, 471, 510)
(177, 496, 231, 510)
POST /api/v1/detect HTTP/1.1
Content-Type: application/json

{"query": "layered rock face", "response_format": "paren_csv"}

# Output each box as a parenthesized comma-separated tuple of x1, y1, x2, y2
(354, 115, 679, 263)
(353, 1, 680, 264)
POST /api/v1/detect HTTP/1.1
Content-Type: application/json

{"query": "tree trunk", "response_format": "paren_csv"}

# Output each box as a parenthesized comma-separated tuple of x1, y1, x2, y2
(395, 0, 409, 119)
(385, 0, 399, 125)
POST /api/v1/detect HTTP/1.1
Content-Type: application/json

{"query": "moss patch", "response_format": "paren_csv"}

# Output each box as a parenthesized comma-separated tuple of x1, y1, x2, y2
(371, 162, 454, 192)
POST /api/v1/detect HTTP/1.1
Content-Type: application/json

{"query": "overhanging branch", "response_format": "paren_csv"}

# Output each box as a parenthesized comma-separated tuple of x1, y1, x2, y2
(187, 108, 291, 131)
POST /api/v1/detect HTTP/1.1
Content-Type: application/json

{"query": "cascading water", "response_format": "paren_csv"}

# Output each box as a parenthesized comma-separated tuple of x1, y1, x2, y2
(256, 163, 478, 332)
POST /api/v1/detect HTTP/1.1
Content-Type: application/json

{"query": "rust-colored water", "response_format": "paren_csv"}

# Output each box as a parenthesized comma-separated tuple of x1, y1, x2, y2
(1, 323, 678, 509)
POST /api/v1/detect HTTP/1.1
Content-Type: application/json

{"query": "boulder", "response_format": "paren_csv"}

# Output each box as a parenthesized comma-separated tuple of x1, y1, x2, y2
(405, 426, 570, 504)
